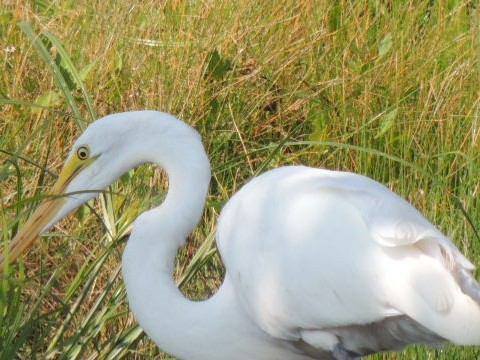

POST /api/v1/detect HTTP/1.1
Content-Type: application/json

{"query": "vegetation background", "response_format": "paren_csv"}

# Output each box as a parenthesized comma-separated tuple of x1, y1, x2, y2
(1, 0, 480, 359)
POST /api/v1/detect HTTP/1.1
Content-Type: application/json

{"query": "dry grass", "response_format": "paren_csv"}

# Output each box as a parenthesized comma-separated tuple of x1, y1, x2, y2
(1, 0, 480, 359)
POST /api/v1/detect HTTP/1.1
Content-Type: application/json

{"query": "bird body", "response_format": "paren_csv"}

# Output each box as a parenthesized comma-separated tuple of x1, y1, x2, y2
(3, 111, 480, 359)
(217, 166, 480, 354)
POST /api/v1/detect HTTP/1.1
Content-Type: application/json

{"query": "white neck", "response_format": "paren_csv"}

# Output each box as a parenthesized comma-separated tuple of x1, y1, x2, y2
(118, 114, 296, 360)
(120, 125, 226, 359)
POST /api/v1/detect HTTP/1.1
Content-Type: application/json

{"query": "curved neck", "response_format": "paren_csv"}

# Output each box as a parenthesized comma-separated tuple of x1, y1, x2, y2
(118, 116, 294, 360)
(121, 134, 217, 357)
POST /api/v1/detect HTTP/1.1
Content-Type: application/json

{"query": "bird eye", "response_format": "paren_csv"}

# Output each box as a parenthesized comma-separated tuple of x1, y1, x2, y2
(76, 145, 90, 160)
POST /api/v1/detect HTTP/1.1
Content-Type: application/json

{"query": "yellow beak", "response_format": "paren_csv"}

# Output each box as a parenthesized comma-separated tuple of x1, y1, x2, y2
(1, 153, 96, 272)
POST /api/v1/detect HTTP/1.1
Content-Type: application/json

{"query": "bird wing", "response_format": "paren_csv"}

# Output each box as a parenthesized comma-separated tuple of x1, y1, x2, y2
(216, 166, 480, 353)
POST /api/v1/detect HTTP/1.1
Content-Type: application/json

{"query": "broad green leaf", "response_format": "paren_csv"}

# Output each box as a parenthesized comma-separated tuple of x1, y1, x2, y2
(205, 50, 231, 80)
(376, 108, 398, 139)
(378, 33, 393, 58)
(33, 90, 61, 113)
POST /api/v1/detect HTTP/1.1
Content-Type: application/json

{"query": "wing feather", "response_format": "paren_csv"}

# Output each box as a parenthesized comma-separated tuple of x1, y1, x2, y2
(217, 166, 480, 349)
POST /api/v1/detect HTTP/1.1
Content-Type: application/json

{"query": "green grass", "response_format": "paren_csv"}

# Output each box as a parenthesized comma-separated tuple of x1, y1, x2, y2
(1, 0, 480, 358)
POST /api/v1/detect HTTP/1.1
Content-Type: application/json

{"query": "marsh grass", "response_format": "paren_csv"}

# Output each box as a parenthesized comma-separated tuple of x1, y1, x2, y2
(1, 0, 480, 358)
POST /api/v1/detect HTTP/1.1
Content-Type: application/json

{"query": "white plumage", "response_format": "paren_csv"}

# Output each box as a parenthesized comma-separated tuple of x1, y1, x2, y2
(4, 111, 480, 359)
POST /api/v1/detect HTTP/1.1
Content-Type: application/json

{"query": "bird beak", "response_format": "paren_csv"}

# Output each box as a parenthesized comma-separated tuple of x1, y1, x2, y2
(0, 154, 96, 272)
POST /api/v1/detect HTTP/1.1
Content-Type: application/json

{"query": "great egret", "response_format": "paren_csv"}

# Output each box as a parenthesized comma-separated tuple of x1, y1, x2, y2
(2, 111, 480, 360)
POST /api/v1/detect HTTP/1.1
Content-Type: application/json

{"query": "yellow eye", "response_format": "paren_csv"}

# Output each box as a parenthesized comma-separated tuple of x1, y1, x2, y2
(76, 145, 90, 160)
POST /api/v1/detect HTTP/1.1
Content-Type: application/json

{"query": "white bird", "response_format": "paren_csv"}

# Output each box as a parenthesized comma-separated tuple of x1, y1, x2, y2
(2, 110, 480, 360)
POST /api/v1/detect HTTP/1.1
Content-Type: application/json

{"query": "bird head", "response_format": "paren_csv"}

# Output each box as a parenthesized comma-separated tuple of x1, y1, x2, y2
(0, 111, 170, 271)
(2, 124, 109, 271)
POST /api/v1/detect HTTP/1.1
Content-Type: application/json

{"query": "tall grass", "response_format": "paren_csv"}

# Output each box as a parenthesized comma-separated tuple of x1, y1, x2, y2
(1, 0, 479, 359)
